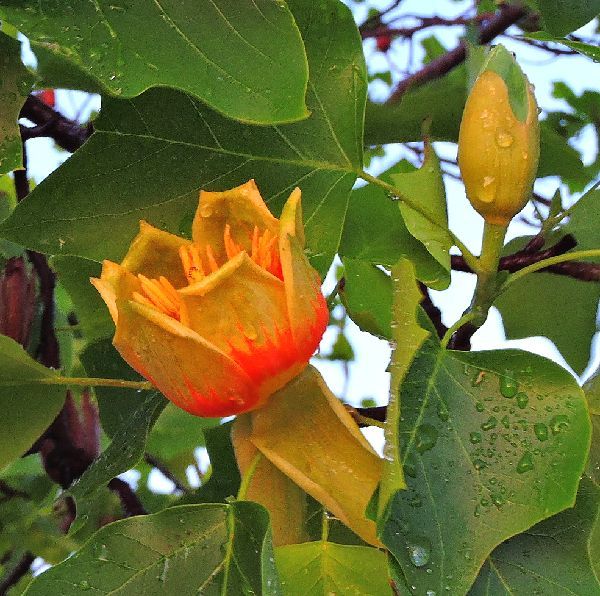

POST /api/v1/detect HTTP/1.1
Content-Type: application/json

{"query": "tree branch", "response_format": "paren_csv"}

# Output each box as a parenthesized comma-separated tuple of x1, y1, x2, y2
(108, 478, 147, 517)
(451, 234, 600, 281)
(20, 95, 93, 153)
(0, 553, 35, 595)
(388, 4, 528, 102)
(144, 452, 190, 493)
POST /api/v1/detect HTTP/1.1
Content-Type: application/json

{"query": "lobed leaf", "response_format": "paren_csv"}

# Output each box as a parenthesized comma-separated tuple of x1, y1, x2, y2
(0, 0, 309, 125)
(0, 0, 366, 277)
(0, 335, 66, 471)
(25, 502, 281, 595)
(380, 339, 591, 594)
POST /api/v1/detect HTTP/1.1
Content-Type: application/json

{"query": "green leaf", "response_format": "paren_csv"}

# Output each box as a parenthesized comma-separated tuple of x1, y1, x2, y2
(25, 501, 281, 595)
(147, 404, 218, 460)
(276, 541, 392, 595)
(528, 31, 600, 61)
(480, 45, 529, 122)
(68, 391, 166, 528)
(534, 0, 600, 36)
(0, 33, 35, 175)
(79, 338, 146, 437)
(538, 121, 586, 183)
(495, 272, 598, 375)
(0, 0, 309, 125)
(495, 236, 599, 375)
(379, 339, 591, 595)
(52, 256, 113, 342)
(566, 186, 600, 256)
(379, 259, 430, 517)
(364, 66, 466, 145)
(340, 258, 393, 339)
(583, 371, 600, 485)
(339, 162, 450, 290)
(0, 335, 66, 471)
(470, 477, 600, 595)
(0, 0, 366, 277)
(179, 423, 241, 505)
(389, 144, 452, 277)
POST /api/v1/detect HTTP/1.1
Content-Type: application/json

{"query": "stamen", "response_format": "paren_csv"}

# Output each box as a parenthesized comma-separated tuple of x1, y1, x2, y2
(206, 244, 219, 273)
(179, 244, 205, 282)
(251, 226, 260, 262)
(134, 274, 182, 320)
(224, 224, 242, 259)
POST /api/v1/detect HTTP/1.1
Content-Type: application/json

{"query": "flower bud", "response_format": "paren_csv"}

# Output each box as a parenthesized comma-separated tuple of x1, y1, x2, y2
(0, 257, 36, 347)
(458, 45, 540, 226)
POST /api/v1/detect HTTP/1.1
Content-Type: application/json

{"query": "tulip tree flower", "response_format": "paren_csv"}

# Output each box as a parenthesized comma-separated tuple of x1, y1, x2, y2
(92, 180, 328, 417)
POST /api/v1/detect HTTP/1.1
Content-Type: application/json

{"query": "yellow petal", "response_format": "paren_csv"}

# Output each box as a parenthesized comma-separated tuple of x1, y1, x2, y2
(279, 187, 304, 247)
(178, 252, 305, 405)
(113, 299, 258, 417)
(120, 221, 190, 288)
(232, 414, 309, 546)
(249, 365, 383, 547)
(178, 252, 288, 353)
(90, 260, 141, 324)
(278, 193, 326, 351)
(192, 180, 279, 263)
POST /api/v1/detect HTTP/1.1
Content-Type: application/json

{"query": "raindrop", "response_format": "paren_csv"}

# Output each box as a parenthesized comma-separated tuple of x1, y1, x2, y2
(436, 402, 449, 422)
(199, 203, 213, 217)
(491, 493, 506, 508)
(516, 451, 534, 474)
(407, 540, 431, 567)
(500, 374, 518, 398)
(501, 415, 510, 429)
(481, 416, 497, 431)
(533, 422, 549, 442)
(516, 392, 529, 409)
(471, 371, 485, 386)
(78, 581, 91, 591)
(473, 459, 487, 471)
(495, 130, 514, 148)
(469, 432, 482, 444)
(415, 424, 438, 453)
(475, 401, 485, 412)
(550, 415, 569, 435)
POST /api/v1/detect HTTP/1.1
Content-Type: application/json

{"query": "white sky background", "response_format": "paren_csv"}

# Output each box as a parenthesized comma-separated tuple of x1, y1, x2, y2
(20, 2, 600, 423)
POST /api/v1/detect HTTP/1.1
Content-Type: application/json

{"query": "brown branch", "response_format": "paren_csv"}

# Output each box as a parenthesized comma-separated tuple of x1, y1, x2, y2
(20, 95, 93, 153)
(0, 553, 35, 595)
(419, 283, 447, 339)
(108, 478, 147, 517)
(388, 4, 528, 102)
(452, 234, 600, 281)
(145, 452, 190, 493)
(354, 406, 387, 424)
(362, 13, 494, 40)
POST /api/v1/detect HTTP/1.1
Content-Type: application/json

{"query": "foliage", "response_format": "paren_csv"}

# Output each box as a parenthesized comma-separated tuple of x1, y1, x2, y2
(0, 1, 599, 594)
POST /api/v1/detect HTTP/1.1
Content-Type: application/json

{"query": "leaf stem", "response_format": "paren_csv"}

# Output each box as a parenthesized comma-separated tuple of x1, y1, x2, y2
(237, 452, 262, 500)
(441, 312, 479, 350)
(0, 376, 154, 390)
(469, 222, 507, 326)
(500, 249, 600, 291)
(360, 170, 480, 272)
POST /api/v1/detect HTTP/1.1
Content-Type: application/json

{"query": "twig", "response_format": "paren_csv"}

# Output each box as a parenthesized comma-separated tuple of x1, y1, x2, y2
(20, 95, 93, 153)
(144, 453, 190, 493)
(0, 553, 35, 595)
(388, 4, 528, 102)
(419, 283, 447, 339)
(451, 234, 600, 281)
(354, 406, 387, 424)
(108, 478, 147, 517)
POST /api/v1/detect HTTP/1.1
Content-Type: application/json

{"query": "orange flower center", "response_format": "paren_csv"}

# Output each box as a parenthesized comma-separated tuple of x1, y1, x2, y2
(132, 224, 281, 321)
